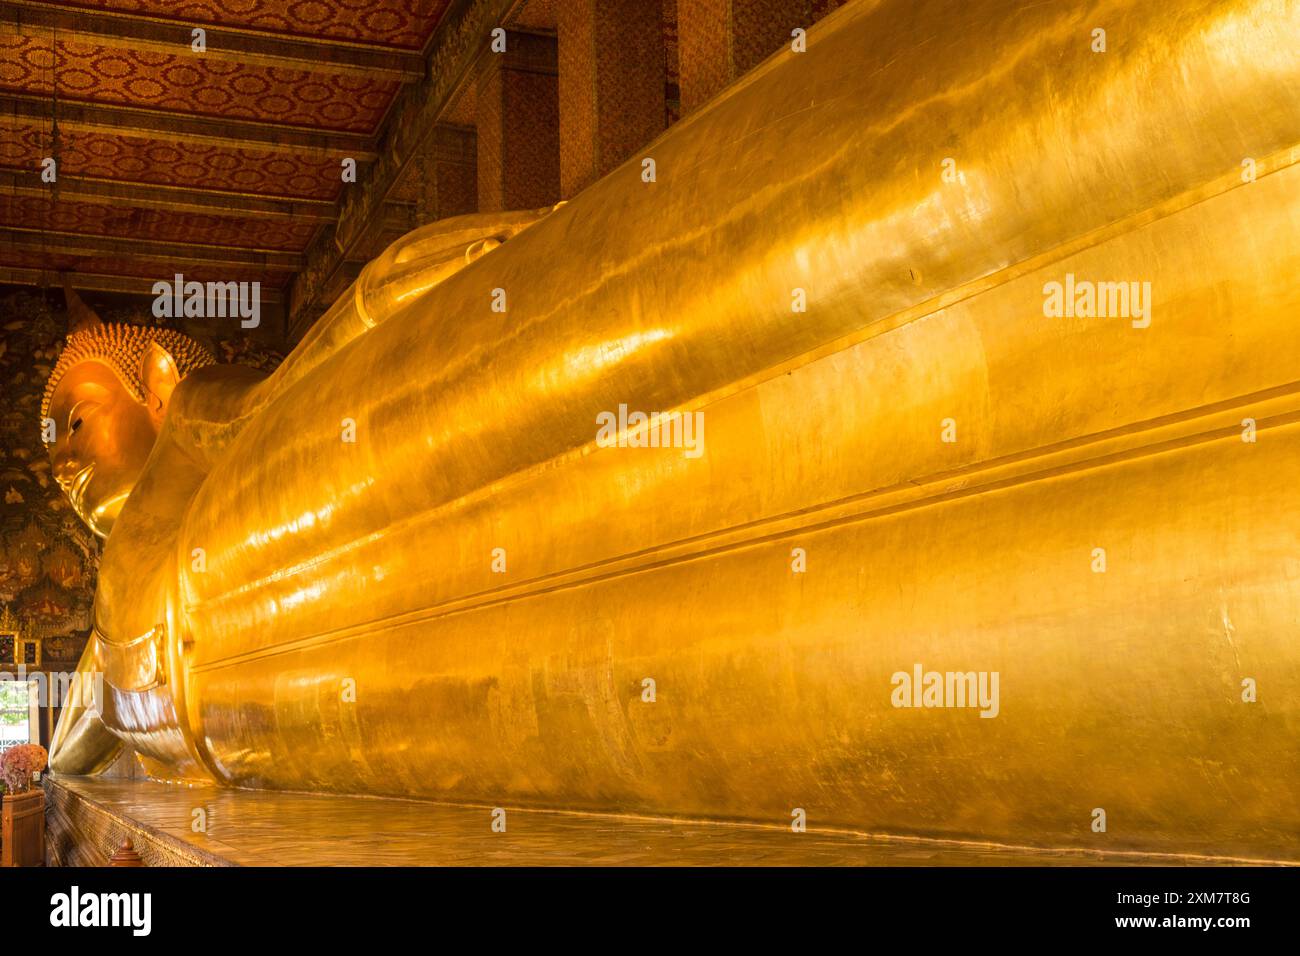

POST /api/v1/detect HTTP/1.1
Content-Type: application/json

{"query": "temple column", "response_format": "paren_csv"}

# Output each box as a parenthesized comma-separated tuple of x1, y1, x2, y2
(556, 0, 667, 198)
(415, 124, 479, 223)
(677, 0, 834, 115)
(475, 30, 561, 212)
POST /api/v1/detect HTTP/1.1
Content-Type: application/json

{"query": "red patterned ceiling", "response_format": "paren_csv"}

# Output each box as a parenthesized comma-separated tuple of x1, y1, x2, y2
(0, 124, 344, 199)
(0, 35, 398, 131)
(39, 0, 453, 49)
(0, 0, 454, 303)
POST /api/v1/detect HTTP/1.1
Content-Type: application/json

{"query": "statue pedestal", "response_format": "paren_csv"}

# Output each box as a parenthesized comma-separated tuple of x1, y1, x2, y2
(41, 775, 1200, 867)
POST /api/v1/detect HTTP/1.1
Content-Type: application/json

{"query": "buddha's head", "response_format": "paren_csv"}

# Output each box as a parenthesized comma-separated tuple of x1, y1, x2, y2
(42, 315, 215, 538)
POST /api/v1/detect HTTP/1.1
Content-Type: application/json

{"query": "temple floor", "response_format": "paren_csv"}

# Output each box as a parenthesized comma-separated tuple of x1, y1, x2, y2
(40, 776, 1229, 866)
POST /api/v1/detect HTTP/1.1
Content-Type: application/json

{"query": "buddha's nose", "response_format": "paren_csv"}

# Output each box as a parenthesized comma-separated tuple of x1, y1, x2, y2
(52, 445, 81, 486)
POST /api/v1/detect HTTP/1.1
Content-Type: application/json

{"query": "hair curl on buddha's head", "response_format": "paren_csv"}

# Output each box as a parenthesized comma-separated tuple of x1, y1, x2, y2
(41, 322, 217, 421)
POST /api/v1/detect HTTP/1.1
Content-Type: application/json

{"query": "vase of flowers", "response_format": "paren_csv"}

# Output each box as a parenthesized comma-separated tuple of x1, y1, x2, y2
(1, 744, 48, 866)
(0, 744, 47, 794)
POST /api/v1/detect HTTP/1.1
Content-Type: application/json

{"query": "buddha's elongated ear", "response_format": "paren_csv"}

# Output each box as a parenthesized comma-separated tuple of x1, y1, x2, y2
(139, 340, 181, 424)
(62, 273, 103, 335)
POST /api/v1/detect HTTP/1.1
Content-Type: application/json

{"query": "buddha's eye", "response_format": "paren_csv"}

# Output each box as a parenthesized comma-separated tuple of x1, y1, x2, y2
(67, 399, 99, 436)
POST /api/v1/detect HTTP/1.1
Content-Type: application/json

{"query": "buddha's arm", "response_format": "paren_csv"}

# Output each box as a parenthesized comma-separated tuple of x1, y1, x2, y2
(241, 208, 556, 419)
(137, 208, 557, 471)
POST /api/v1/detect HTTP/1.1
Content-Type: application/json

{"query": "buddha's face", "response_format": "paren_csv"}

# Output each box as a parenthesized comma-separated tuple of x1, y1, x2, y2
(47, 360, 160, 539)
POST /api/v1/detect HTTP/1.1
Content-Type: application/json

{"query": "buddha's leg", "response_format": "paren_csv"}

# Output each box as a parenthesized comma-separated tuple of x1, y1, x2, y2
(250, 207, 555, 412)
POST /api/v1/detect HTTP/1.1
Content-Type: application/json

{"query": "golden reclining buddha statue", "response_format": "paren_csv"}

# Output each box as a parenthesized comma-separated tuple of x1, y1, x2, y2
(43, 0, 1300, 860)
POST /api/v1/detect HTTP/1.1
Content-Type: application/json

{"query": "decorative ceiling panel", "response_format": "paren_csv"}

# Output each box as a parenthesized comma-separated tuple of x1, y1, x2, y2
(0, 35, 399, 131)
(0, 195, 318, 250)
(0, 0, 462, 311)
(40, 0, 452, 49)
(0, 123, 343, 199)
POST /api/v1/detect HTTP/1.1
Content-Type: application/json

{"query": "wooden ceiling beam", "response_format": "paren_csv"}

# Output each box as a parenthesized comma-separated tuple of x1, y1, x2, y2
(0, 227, 303, 269)
(0, 266, 285, 301)
(0, 94, 379, 159)
(0, 170, 337, 222)
(0, 1, 425, 82)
